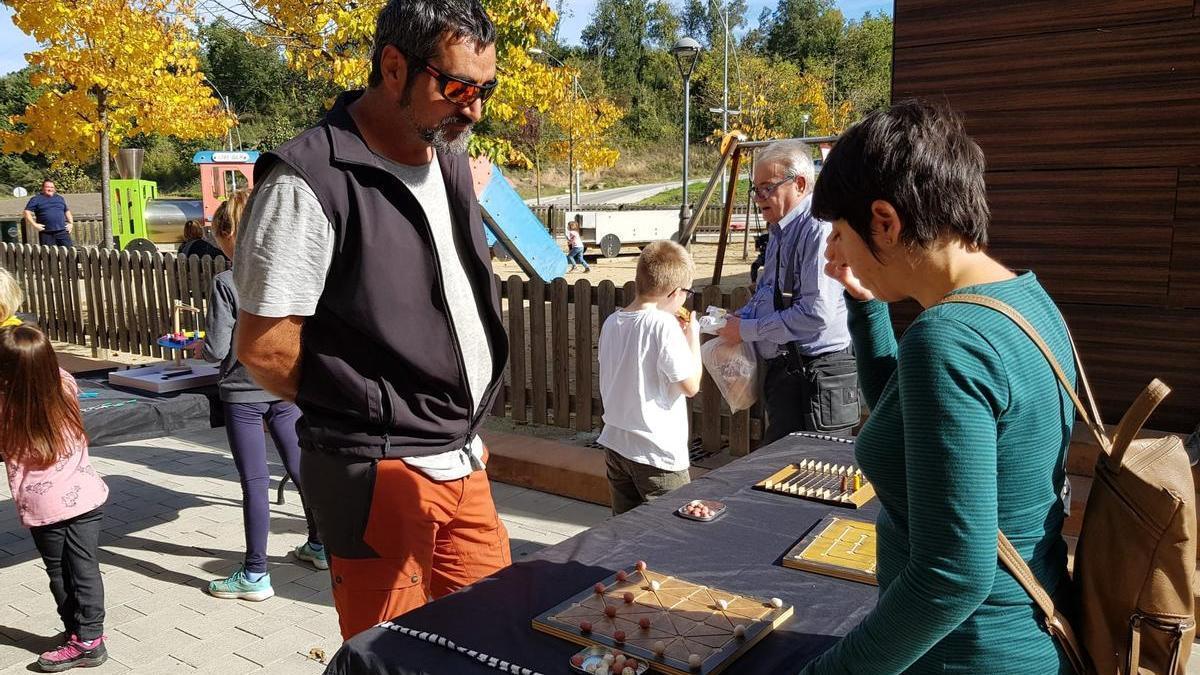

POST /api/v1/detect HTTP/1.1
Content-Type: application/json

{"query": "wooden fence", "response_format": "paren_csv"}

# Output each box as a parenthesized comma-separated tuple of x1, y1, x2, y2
(70, 220, 106, 247)
(16, 205, 747, 251)
(1, 243, 765, 455)
(1, 243, 229, 360)
(1, 218, 107, 248)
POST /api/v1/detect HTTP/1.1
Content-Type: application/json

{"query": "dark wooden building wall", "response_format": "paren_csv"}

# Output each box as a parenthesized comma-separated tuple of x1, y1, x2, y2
(891, 1, 1200, 431)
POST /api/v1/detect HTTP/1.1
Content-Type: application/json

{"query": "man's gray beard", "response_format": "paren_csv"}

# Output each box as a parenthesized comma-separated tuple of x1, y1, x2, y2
(420, 124, 472, 155)
(396, 90, 473, 155)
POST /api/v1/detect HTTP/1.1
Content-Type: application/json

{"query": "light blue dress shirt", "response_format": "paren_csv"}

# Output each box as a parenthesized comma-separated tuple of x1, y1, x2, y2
(736, 195, 851, 359)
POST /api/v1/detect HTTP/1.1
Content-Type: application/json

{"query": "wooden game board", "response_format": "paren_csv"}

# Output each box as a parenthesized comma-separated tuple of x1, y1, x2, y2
(533, 566, 792, 675)
(753, 459, 876, 508)
(783, 515, 878, 585)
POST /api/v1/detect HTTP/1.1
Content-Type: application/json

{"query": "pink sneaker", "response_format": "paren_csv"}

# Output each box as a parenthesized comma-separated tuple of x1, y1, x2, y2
(37, 635, 107, 672)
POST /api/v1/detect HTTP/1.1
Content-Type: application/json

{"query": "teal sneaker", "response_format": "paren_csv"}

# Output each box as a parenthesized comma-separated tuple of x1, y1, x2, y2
(293, 542, 329, 570)
(207, 567, 274, 601)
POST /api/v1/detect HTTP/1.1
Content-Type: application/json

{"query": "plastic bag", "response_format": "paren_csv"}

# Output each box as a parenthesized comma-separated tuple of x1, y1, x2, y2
(701, 336, 759, 412)
(697, 306, 729, 336)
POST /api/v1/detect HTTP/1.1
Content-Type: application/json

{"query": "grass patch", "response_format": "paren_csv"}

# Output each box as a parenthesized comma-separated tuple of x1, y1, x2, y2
(638, 177, 751, 207)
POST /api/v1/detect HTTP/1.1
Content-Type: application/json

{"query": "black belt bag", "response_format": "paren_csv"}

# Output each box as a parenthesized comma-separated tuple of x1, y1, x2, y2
(799, 348, 860, 432)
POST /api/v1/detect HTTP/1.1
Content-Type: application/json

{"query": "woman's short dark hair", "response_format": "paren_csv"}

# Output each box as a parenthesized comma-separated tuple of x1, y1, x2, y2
(368, 0, 496, 88)
(813, 100, 990, 256)
(183, 220, 204, 241)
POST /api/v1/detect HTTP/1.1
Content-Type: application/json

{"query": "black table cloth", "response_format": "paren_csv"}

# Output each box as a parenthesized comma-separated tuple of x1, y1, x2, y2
(78, 375, 214, 447)
(327, 434, 880, 675)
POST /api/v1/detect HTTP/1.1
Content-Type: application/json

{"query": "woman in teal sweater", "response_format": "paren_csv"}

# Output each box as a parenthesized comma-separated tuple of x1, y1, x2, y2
(799, 101, 1075, 674)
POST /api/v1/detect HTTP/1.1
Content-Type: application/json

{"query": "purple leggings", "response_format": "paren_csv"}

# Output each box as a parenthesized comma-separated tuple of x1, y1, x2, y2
(223, 400, 320, 573)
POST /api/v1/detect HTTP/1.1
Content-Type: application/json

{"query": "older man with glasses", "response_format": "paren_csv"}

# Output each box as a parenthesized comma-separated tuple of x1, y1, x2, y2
(718, 139, 860, 443)
(232, 0, 510, 640)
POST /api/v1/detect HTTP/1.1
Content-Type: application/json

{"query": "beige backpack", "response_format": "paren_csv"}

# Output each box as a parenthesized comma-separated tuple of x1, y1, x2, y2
(942, 295, 1196, 674)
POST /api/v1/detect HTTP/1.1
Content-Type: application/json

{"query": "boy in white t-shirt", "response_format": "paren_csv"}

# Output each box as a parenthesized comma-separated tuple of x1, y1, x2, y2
(597, 241, 703, 515)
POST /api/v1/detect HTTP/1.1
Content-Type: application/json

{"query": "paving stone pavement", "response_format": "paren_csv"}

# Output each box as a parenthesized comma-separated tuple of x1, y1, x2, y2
(0, 427, 610, 673)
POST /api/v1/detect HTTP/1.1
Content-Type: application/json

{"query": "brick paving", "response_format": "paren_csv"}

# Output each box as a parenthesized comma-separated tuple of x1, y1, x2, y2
(0, 427, 608, 673)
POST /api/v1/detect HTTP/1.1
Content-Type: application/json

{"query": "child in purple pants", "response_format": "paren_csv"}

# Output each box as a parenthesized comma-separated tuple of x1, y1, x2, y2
(197, 191, 324, 601)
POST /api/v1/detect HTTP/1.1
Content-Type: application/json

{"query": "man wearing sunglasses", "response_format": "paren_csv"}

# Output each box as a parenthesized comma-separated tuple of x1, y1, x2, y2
(232, 0, 511, 640)
(717, 139, 860, 442)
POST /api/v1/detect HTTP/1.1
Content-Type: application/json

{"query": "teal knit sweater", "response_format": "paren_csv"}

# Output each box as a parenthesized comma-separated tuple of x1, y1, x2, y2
(801, 272, 1074, 674)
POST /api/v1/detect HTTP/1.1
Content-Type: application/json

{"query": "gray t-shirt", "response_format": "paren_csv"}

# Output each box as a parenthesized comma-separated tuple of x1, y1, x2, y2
(234, 154, 492, 480)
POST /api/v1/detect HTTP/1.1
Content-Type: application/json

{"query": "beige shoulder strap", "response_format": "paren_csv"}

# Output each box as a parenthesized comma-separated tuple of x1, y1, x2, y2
(997, 534, 1090, 673)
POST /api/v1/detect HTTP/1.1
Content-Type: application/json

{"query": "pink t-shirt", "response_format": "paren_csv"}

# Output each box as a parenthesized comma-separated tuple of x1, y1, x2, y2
(566, 230, 583, 249)
(3, 370, 108, 528)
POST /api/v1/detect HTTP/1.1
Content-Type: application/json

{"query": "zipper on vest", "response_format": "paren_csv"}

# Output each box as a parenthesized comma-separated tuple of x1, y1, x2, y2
(409, 204, 487, 450)
(379, 376, 393, 458)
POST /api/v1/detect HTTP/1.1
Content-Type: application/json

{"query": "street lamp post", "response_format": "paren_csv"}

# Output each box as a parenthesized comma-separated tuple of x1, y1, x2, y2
(203, 78, 235, 152)
(672, 37, 702, 240)
(530, 47, 585, 210)
(719, 2, 730, 198)
(801, 112, 811, 139)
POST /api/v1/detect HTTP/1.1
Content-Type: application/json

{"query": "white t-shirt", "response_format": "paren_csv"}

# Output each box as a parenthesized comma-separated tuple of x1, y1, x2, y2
(234, 154, 491, 481)
(597, 309, 696, 472)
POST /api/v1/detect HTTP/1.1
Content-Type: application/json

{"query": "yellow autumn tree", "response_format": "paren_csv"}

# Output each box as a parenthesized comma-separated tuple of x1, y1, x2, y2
(503, 51, 622, 204)
(233, 0, 619, 168)
(547, 89, 621, 176)
(695, 50, 848, 142)
(2, 0, 230, 247)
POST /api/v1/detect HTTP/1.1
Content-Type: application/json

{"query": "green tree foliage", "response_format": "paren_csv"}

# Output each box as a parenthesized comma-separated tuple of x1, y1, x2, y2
(200, 19, 340, 149)
(580, 0, 680, 140)
(757, 0, 844, 67)
(753, 1, 893, 123)
(0, 68, 48, 191)
(680, 0, 748, 49)
(837, 12, 893, 114)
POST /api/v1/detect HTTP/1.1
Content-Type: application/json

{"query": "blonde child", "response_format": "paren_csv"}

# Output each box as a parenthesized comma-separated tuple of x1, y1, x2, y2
(597, 241, 702, 514)
(197, 191, 325, 601)
(1, 266, 24, 327)
(0, 324, 110, 671)
(565, 218, 590, 273)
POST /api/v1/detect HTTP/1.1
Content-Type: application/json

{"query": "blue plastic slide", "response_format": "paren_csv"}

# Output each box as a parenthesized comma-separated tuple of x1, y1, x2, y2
(473, 161, 567, 283)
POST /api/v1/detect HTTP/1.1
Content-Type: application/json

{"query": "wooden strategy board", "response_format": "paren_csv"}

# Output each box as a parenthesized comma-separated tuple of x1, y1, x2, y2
(753, 459, 876, 508)
(783, 516, 878, 585)
(533, 565, 792, 675)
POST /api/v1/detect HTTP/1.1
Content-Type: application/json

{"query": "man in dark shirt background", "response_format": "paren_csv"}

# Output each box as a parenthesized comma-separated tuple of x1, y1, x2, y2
(23, 180, 74, 247)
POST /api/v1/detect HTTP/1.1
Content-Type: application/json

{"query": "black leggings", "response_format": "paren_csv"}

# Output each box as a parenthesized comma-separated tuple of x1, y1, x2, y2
(31, 507, 105, 641)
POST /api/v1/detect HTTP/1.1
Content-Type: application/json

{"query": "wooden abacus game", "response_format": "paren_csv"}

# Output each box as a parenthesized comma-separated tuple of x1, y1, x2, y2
(753, 459, 875, 508)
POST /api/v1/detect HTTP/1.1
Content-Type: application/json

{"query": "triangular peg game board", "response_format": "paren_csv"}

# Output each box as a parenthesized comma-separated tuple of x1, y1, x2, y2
(533, 563, 792, 675)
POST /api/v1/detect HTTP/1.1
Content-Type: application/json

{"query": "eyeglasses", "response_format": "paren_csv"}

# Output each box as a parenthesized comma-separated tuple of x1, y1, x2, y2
(749, 175, 796, 201)
(405, 53, 498, 106)
(678, 288, 700, 298)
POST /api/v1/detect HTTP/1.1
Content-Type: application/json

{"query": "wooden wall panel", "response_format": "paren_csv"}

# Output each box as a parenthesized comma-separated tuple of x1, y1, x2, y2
(985, 169, 1177, 303)
(892, 18, 1200, 171)
(1171, 170, 1200, 307)
(893, 1, 1200, 430)
(895, 0, 1194, 48)
(1063, 303, 1200, 433)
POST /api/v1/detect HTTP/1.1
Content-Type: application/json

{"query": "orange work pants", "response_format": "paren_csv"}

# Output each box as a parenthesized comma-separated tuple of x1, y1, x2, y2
(300, 449, 511, 640)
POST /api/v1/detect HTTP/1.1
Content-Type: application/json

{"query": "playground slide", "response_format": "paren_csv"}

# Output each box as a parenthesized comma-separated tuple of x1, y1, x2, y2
(470, 159, 567, 283)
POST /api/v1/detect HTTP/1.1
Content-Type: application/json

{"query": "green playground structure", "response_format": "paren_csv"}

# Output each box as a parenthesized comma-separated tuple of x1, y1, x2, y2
(108, 148, 258, 252)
